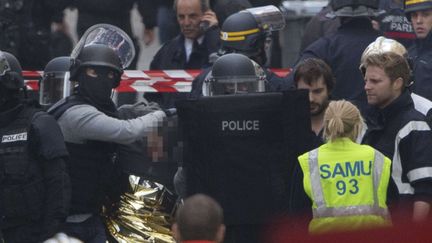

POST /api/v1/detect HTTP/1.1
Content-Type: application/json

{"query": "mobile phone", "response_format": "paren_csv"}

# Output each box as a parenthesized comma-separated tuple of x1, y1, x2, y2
(199, 20, 210, 32)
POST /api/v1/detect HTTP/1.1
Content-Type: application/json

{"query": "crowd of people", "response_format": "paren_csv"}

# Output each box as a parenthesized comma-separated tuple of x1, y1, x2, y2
(2, 0, 432, 242)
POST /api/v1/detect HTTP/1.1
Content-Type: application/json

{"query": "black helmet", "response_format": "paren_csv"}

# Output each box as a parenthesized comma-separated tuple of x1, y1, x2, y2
(0, 51, 24, 91)
(220, 11, 266, 57)
(329, 0, 380, 17)
(40, 56, 75, 107)
(404, 0, 432, 20)
(203, 53, 266, 96)
(70, 44, 123, 87)
(220, 5, 285, 65)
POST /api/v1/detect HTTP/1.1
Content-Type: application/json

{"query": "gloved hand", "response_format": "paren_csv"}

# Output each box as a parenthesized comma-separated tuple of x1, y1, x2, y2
(163, 108, 177, 117)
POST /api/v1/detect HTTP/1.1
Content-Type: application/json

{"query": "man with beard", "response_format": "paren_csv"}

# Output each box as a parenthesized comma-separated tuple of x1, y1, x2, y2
(294, 58, 334, 143)
(289, 57, 334, 220)
(362, 52, 432, 222)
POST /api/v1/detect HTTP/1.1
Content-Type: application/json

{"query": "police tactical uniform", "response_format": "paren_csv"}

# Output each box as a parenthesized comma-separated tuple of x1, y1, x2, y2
(190, 7, 293, 99)
(48, 29, 166, 241)
(298, 138, 391, 233)
(362, 90, 432, 207)
(178, 53, 313, 243)
(0, 51, 70, 242)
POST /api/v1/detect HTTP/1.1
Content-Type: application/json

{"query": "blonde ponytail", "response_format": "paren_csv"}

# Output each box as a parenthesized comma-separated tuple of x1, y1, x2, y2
(323, 100, 363, 142)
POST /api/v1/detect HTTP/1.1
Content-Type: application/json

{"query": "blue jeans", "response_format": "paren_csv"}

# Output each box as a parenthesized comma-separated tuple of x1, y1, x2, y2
(62, 215, 107, 243)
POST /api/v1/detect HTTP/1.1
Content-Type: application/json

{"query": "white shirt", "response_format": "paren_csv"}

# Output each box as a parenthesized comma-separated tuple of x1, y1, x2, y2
(184, 36, 204, 62)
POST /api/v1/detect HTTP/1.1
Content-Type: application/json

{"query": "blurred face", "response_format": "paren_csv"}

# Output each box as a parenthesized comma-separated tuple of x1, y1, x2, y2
(410, 9, 432, 39)
(176, 0, 203, 39)
(364, 65, 401, 109)
(297, 76, 330, 116)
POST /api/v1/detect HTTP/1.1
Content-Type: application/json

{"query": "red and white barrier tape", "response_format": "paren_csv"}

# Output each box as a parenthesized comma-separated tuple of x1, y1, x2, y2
(24, 69, 291, 93)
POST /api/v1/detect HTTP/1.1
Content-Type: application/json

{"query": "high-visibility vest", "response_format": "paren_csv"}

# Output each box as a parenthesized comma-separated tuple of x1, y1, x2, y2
(298, 138, 392, 234)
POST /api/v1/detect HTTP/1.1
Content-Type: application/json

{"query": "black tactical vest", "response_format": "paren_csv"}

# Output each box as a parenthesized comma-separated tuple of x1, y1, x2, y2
(49, 96, 117, 214)
(0, 105, 45, 228)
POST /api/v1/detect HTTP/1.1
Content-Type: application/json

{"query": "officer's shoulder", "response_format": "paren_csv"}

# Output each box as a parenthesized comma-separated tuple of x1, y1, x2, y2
(31, 110, 59, 129)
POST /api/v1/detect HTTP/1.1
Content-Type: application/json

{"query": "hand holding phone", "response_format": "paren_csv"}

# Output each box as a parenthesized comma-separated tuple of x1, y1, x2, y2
(200, 10, 218, 32)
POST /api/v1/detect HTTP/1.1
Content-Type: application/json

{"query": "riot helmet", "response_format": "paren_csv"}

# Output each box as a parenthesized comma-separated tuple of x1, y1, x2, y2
(404, 0, 432, 20)
(220, 5, 285, 65)
(0, 51, 24, 108)
(203, 53, 266, 96)
(70, 44, 123, 87)
(40, 56, 75, 107)
(328, 0, 380, 17)
(70, 24, 136, 87)
(0, 51, 24, 91)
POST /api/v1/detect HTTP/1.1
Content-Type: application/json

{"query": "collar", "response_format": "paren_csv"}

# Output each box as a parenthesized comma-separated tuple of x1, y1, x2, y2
(378, 89, 412, 121)
(324, 137, 356, 147)
(414, 30, 432, 50)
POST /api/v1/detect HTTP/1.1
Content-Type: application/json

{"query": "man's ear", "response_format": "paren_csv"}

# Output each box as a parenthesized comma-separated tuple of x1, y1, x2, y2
(215, 224, 226, 243)
(393, 77, 404, 91)
(172, 223, 181, 242)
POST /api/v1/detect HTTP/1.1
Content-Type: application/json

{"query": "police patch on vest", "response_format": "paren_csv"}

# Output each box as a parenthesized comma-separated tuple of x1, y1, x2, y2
(2, 132, 27, 143)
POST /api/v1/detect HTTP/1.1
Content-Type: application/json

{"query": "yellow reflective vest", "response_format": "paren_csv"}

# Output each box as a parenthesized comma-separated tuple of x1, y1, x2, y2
(298, 138, 392, 234)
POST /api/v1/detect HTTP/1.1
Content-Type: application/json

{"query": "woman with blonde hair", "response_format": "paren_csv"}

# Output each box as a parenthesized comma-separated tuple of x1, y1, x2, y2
(298, 100, 392, 234)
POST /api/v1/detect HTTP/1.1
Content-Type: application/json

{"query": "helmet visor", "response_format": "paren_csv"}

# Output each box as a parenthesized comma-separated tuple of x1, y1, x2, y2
(244, 5, 286, 31)
(211, 77, 260, 95)
(71, 24, 135, 69)
(40, 72, 75, 106)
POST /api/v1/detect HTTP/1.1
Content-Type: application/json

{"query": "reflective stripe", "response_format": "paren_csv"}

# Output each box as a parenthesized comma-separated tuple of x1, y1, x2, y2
(220, 36, 246, 41)
(373, 151, 385, 209)
(308, 147, 388, 219)
(313, 205, 389, 218)
(308, 149, 326, 209)
(406, 0, 429, 5)
(407, 167, 432, 182)
(392, 121, 430, 195)
(220, 28, 260, 37)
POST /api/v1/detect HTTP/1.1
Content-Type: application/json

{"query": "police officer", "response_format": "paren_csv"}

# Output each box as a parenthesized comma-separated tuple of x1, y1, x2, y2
(0, 51, 70, 242)
(287, 0, 381, 113)
(190, 5, 292, 98)
(48, 25, 167, 242)
(180, 53, 312, 243)
(405, 0, 432, 101)
(40, 56, 75, 109)
(203, 53, 266, 96)
(298, 100, 391, 234)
